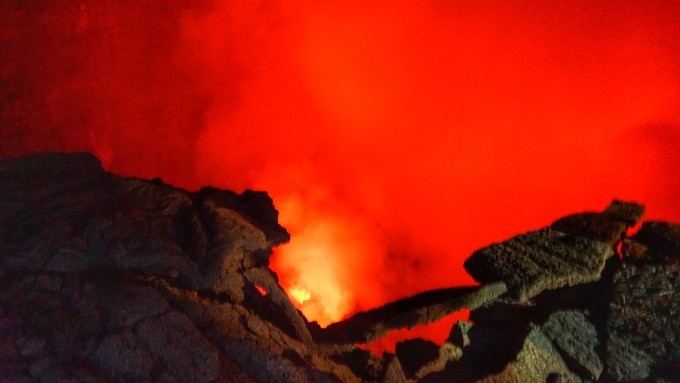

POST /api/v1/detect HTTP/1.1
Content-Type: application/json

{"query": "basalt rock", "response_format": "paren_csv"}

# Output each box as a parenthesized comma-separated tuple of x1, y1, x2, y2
(1, 152, 679, 382)
(330, 349, 385, 382)
(464, 228, 613, 301)
(551, 200, 644, 246)
(446, 320, 472, 354)
(382, 355, 409, 383)
(542, 310, 602, 380)
(421, 322, 581, 383)
(473, 324, 581, 383)
(315, 282, 506, 345)
(632, 221, 680, 261)
(605, 222, 680, 381)
(0, 152, 354, 382)
(395, 339, 440, 378)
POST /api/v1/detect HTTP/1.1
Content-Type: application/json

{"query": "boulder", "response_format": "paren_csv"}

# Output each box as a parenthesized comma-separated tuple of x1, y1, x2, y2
(474, 324, 580, 383)
(3, 152, 680, 382)
(542, 310, 602, 380)
(0, 152, 353, 382)
(632, 221, 680, 260)
(395, 339, 440, 378)
(605, 262, 680, 381)
(316, 282, 506, 344)
(551, 200, 644, 246)
(464, 228, 613, 301)
(605, 222, 680, 381)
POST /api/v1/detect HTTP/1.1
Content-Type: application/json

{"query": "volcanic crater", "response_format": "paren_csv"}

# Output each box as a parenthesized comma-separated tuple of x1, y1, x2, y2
(0, 152, 678, 382)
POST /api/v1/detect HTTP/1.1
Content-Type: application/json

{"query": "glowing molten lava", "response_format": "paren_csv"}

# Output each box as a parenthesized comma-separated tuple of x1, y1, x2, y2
(254, 285, 267, 297)
(289, 287, 311, 305)
(269, 186, 386, 326)
(2, 0, 679, 347)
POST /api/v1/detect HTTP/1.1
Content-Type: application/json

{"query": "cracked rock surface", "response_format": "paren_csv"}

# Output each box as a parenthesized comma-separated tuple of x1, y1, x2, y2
(605, 224, 680, 382)
(463, 228, 613, 301)
(316, 282, 507, 345)
(0, 153, 353, 382)
(1, 152, 678, 382)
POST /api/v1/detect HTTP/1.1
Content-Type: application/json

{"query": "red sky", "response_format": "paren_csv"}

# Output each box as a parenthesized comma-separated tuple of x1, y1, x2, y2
(1, 0, 679, 347)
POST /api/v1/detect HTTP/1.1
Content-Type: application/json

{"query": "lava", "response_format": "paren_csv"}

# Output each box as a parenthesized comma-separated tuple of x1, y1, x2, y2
(1, 0, 679, 350)
(269, 184, 387, 326)
(289, 287, 311, 306)
(254, 285, 268, 297)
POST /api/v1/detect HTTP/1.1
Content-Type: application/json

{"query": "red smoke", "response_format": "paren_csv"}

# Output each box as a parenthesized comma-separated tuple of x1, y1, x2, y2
(2, 0, 679, 346)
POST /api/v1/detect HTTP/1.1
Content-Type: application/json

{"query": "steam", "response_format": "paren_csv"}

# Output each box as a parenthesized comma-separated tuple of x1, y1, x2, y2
(2, 0, 679, 332)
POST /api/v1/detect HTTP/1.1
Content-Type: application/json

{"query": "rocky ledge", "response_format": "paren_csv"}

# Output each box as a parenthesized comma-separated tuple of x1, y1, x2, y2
(0, 152, 678, 382)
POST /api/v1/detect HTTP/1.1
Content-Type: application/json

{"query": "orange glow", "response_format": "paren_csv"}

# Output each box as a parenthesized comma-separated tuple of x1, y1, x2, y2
(615, 241, 624, 260)
(268, 178, 387, 326)
(254, 285, 267, 297)
(289, 286, 311, 305)
(2, 0, 679, 349)
(360, 309, 471, 356)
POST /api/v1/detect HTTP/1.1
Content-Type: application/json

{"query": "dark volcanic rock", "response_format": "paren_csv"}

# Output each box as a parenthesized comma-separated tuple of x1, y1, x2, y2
(421, 309, 532, 382)
(605, 221, 680, 382)
(316, 282, 506, 344)
(3, 152, 680, 383)
(90, 330, 155, 381)
(448, 320, 472, 350)
(469, 300, 535, 330)
(542, 310, 602, 380)
(605, 262, 680, 381)
(396, 338, 461, 381)
(0, 274, 221, 382)
(474, 324, 580, 383)
(551, 200, 644, 246)
(0, 152, 286, 292)
(621, 238, 653, 262)
(331, 349, 385, 381)
(425, 323, 580, 383)
(552, 212, 628, 246)
(219, 338, 330, 383)
(0, 152, 360, 382)
(395, 339, 440, 377)
(633, 221, 680, 260)
(195, 187, 291, 247)
(330, 351, 408, 383)
(382, 355, 408, 383)
(603, 200, 646, 225)
(622, 222, 680, 264)
(464, 228, 613, 301)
